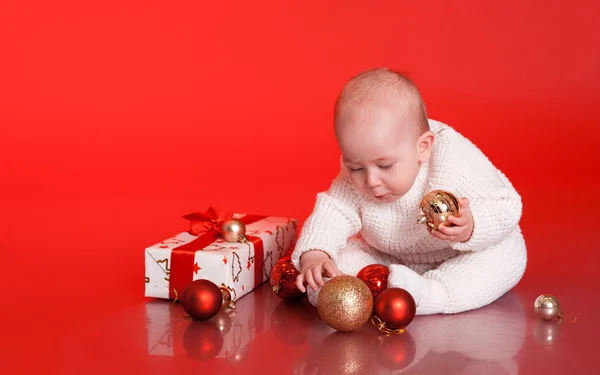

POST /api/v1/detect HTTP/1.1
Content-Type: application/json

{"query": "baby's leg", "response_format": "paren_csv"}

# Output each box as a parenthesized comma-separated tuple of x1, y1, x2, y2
(389, 228, 527, 315)
(336, 235, 399, 275)
(306, 235, 397, 307)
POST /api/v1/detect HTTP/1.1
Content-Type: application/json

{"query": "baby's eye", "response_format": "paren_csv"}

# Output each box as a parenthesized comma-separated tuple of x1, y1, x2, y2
(349, 167, 363, 172)
(379, 164, 393, 170)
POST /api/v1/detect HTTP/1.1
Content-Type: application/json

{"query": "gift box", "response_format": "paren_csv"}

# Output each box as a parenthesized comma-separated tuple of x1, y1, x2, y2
(144, 207, 297, 302)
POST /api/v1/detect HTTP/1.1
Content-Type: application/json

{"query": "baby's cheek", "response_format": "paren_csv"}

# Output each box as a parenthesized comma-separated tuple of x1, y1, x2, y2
(348, 175, 364, 190)
(389, 174, 410, 192)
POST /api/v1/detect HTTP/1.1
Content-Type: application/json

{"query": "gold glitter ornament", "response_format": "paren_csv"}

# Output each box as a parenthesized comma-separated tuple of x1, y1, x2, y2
(417, 190, 460, 230)
(534, 294, 563, 321)
(317, 275, 374, 332)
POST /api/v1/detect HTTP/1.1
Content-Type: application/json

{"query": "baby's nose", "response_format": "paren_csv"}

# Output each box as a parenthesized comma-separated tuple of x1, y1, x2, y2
(365, 172, 382, 187)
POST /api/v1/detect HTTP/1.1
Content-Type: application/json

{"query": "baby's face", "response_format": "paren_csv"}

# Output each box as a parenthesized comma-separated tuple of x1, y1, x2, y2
(337, 105, 430, 203)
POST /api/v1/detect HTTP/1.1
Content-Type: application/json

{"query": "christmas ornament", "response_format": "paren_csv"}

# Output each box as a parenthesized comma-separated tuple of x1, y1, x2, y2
(534, 294, 563, 321)
(220, 284, 235, 310)
(183, 321, 224, 361)
(376, 331, 417, 370)
(270, 256, 306, 301)
(317, 275, 373, 332)
(372, 288, 416, 334)
(356, 264, 390, 302)
(417, 190, 460, 230)
(221, 218, 247, 243)
(181, 279, 227, 321)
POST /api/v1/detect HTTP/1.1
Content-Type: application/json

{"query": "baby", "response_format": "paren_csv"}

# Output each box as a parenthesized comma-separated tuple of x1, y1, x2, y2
(291, 68, 527, 315)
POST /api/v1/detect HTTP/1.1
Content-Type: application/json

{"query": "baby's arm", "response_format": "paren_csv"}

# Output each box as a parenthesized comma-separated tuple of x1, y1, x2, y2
(430, 125, 522, 251)
(291, 170, 363, 291)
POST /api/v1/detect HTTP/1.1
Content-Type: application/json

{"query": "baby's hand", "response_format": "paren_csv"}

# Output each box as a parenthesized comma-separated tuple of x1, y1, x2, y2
(295, 250, 343, 293)
(430, 197, 474, 243)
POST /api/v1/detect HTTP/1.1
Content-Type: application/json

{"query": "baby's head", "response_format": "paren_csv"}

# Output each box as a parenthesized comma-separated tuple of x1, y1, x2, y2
(334, 68, 434, 202)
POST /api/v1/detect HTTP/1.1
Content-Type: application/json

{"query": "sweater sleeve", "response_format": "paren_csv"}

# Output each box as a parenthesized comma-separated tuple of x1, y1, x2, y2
(291, 170, 363, 271)
(428, 123, 523, 252)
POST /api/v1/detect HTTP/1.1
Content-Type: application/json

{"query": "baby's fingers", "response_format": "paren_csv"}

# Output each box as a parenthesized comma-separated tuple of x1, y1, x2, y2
(304, 268, 319, 292)
(323, 262, 342, 278)
(312, 266, 325, 287)
(448, 214, 468, 226)
(457, 197, 471, 210)
(296, 273, 306, 293)
(429, 227, 455, 241)
(437, 223, 464, 236)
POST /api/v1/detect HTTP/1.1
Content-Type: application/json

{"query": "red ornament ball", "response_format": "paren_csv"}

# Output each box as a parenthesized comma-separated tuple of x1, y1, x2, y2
(356, 264, 390, 302)
(270, 256, 306, 301)
(181, 279, 223, 320)
(373, 288, 416, 331)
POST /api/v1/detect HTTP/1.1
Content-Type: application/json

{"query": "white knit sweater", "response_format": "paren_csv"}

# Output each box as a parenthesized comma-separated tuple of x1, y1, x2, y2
(291, 119, 526, 313)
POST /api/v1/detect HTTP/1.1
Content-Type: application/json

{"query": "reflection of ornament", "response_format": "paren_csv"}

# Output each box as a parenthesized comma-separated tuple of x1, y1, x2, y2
(417, 190, 459, 230)
(214, 311, 233, 335)
(181, 279, 225, 320)
(317, 275, 373, 332)
(372, 288, 416, 334)
(221, 218, 247, 243)
(356, 264, 389, 302)
(226, 345, 250, 364)
(376, 331, 417, 370)
(271, 301, 314, 345)
(534, 294, 563, 321)
(183, 321, 224, 361)
(319, 331, 377, 375)
(270, 256, 306, 301)
(533, 321, 561, 347)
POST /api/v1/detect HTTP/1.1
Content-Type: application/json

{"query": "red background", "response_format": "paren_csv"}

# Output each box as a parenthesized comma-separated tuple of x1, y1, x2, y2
(1, 1, 599, 372)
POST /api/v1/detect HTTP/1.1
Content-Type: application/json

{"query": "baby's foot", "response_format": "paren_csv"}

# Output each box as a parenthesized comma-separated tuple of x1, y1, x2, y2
(388, 264, 426, 305)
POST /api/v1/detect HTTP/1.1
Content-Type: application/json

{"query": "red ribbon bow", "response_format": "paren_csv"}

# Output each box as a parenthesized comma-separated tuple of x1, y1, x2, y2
(169, 207, 267, 300)
(182, 206, 233, 237)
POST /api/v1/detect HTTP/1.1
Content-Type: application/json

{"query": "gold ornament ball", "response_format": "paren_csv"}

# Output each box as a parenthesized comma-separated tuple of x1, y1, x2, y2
(317, 275, 374, 332)
(417, 190, 460, 230)
(221, 219, 246, 242)
(534, 294, 562, 321)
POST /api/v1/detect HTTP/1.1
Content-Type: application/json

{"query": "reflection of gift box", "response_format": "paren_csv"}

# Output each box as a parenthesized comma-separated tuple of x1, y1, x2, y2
(144, 207, 297, 302)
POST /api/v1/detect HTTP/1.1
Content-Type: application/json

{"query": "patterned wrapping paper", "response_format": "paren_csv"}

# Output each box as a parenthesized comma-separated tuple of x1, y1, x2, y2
(145, 209, 297, 303)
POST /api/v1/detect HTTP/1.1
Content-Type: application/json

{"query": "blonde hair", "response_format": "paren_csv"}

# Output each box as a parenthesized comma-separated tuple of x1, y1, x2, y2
(334, 68, 429, 134)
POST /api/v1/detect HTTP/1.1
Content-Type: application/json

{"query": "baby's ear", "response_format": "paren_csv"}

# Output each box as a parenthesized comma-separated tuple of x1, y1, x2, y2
(340, 155, 349, 177)
(417, 131, 435, 162)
